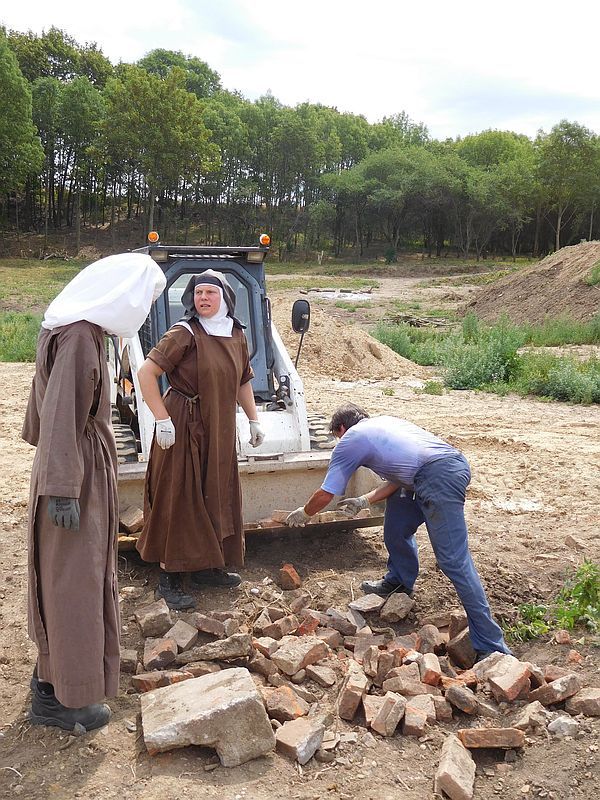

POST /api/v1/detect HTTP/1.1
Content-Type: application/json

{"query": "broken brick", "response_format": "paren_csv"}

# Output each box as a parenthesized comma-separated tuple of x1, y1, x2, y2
(278, 564, 302, 591)
(371, 691, 407, 736)
(143, 637, 178, 671)
(529, 673, 584, 706)
(457, 727, 525, 749)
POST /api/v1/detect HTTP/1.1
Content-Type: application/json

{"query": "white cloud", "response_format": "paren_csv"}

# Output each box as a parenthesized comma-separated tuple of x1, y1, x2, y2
(3, 0, 600, 137)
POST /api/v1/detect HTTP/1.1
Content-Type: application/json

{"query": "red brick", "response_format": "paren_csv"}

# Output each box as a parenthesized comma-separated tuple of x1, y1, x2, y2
(131, 670, 193, 692)
(435, 734, 475, 800)
(338, 666, 369, 720)
(529, 673, 584, 706)
(486, 655, 531, 702)
(457, 727, 525, 749)
(263, 686, 309, 722)
(143, 637, 178, 670)
(279, 564, 302, 590)
(316, 627, 344, 648)
(371, 691, 407, 736)
(419, 652, 442, 686)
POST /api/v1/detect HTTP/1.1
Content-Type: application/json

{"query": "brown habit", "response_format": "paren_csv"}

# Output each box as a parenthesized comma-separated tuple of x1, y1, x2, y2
(136, 319, 253, 571)
(22, 321, 120, 708)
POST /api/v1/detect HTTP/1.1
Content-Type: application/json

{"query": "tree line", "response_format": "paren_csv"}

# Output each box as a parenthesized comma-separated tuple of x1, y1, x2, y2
(2, 26, 600, 259)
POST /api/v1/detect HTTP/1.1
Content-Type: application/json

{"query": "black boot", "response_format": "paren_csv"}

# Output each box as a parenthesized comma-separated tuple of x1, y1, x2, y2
(360, 577, 412, 597)
(190, 568, 241, 588)
(156, 570, 196, 610)
(29, 672, 110, 733)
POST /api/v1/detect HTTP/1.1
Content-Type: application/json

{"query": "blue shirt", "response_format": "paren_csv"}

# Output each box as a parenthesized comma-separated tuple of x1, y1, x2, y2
(322, 416, 459, 495)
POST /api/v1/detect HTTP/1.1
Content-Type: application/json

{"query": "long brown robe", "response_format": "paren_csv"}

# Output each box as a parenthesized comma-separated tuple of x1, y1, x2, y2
(136, 319, 253, 572)
(22, 321, 120, 708)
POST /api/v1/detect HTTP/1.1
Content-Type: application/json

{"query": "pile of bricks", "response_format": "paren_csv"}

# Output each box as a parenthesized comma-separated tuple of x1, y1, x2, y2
(124, 579, 599, 795)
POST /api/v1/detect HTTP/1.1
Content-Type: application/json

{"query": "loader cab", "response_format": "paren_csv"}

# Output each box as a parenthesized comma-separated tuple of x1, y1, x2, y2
(134, 238, 274, 401)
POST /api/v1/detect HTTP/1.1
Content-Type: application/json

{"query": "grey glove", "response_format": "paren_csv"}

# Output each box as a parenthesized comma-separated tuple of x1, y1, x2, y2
(286, 507, 312, 527)
(155, 417, 175, 449)
(48, 497, 81, 531)
(336, 495, 370, 518)
(248, 419, 265, 447)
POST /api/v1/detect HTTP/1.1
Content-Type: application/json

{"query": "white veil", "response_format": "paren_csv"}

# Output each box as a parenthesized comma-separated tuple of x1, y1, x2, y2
(42, 253, 167, 338)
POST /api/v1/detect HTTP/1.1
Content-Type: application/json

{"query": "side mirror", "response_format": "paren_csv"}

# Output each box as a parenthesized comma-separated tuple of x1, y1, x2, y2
(291, 299, 310, 334)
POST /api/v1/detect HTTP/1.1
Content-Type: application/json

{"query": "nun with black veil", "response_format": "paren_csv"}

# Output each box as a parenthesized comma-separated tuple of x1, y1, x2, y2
(136, 269, 265, 610)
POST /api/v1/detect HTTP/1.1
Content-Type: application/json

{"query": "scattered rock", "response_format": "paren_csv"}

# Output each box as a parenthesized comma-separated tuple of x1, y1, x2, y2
(435, 734, 476, 800)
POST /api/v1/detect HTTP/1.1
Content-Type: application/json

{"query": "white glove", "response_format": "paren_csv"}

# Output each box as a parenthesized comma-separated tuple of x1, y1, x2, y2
(155, 417, 175, 449)
(336, 495, 370, 518)
(286, 507, 312, 527)
(249, 419, 265, 447)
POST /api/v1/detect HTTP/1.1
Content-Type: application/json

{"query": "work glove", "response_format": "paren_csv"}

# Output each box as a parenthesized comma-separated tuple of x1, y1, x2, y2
(286, 507, 312, 527)
(155, 417, 175, 449)
(336, 495, 370, 518)
(48, 497, 81, 531)
(248, 419, 265, 447)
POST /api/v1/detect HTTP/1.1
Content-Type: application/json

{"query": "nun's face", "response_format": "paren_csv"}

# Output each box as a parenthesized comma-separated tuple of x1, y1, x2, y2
(194, 284, 221, 317)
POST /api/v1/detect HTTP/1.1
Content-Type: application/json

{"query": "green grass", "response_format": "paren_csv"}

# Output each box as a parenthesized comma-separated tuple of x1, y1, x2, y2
(0, 258, 83, 312)
(334, 300, 372, 312)
(266, 276, 378, 291)
(0, 312, 42, 361)
(584, 259, 600, 286)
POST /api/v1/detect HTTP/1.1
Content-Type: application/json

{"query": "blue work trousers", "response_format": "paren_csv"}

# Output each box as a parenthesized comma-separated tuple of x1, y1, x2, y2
(383, 453, 510, 655)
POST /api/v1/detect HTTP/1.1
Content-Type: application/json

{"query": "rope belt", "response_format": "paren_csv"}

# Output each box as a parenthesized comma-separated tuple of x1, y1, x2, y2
(165, 386, 200, 416)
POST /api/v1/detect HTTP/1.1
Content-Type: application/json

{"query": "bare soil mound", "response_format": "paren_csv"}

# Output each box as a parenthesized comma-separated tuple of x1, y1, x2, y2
(270, 297, 427, 380)
(466, 241, 600, 323)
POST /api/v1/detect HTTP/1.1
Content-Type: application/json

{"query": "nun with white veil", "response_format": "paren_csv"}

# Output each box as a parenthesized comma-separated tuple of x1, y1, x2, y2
(22, 253, 166, 732)
(135, 270, 265, 611)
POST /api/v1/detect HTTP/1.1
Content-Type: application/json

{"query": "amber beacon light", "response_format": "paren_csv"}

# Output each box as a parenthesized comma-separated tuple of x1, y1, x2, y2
(259, 233, 271, 246)
(147, 231, 160, 244)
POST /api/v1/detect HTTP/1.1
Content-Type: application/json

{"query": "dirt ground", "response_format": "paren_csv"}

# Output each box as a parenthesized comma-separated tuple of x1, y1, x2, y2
(1, 275, 599, 800)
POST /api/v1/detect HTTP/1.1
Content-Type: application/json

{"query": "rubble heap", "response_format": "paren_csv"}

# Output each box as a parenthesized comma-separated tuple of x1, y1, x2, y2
(124, 577, 599, 797)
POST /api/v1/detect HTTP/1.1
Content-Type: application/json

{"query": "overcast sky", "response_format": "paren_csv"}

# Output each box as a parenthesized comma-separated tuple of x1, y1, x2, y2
(3, 0, 600, 140)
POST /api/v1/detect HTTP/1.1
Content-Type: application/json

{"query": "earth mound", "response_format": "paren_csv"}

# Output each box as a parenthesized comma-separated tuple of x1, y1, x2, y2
(466, 241, 600, 324)
(270, 298, 427, 380)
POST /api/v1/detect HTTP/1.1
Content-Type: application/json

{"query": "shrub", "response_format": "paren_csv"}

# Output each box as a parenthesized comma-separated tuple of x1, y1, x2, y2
(421, 381, 444, 395)
(584, 259, 600, 286)
(555, 560, 600, 632)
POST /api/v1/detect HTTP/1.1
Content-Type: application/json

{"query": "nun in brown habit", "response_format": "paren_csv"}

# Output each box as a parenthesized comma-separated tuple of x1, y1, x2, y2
(136, 270, 265, 610)
(22, 253, 166, 732)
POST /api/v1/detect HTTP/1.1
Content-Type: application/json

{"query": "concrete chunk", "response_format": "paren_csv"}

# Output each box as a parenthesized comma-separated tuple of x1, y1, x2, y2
(305, 664, 337, 687)
(175, 633, 253, 665)
(140, 668, 276, 766)
(348, 594, 386, 613)
(512, 701, 552, 732)
(275, 717, 325, 764)
(435, 734, 476, 800)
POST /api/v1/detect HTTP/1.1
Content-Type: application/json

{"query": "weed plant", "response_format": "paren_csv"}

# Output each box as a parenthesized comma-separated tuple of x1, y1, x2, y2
(504, 561, 600, 642)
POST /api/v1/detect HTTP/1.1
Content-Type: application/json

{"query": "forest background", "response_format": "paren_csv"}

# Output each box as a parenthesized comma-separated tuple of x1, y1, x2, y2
(2, 26, 600, 261)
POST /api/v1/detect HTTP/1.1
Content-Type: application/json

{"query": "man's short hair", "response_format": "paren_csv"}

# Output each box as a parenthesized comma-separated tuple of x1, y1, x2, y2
(329, 403, 370, 433)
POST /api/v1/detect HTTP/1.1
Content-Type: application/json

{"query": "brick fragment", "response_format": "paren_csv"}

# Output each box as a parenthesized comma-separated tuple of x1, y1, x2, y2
(348, 594, 386, 613)
(296, 613, 321, 636)
(374, 651, 395, 687)
(458, 727, 525, 749)
(337, 665, 369, 720)
(543, 664, 571, 682)
(166, 620, 199, 652)
(554, 629, 571, 644)
(445, 684, 480, 715)
(279, 564, 302, 590)
(371, 691, 407, 736)
(253, 608, 273, 637)
(352, 634, 387, 664)
(528, 673, 584, 706)
(189, 612, 226, 637)
(434, 734, 475, 800)
(270, 635, 329, 675)
(262, 614, 300, 640)
(362, 645, 380, 678)
(275, 717, 325, 764)
(419, 652, 442, 686)
(382, 675, 441, 696)
(448, 610, 468, 640)
(447, 628, 476, 669)
(379, 592, 414, 623)
(184, 661, 222, 677)
(433, 695, 454, 722)
(248, 651, 278, 678)
(363, 694, 387, 728)
(386, 662, 420, 682)
(416, 623, 445, 654)
(263, 685, 309, 722)
(176, 633, 253, 664)
(266, 606, 286, 621)
(132, 669, 193, 692)
(486, 655, 531, 702)
(143, 637, 178, 670)
(120, 648, 138, 674)
(289, 592, 312, 614)
(253, 636, 280, 657)
(324, 607, 357, 636)
(402, 703, 428, 736)
(565, 687, 600, 716)
(119, 505, 144, 534)
(305, 664, 337, 687)
(135, 598, 173, 638)
(407, 693, 436, 723)
(316, 627, 344, 648)
(512, 701, 552, 732)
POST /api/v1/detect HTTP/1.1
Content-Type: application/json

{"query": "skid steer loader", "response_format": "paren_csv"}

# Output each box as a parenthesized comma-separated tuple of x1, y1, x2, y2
(108, 234, 384, 548)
